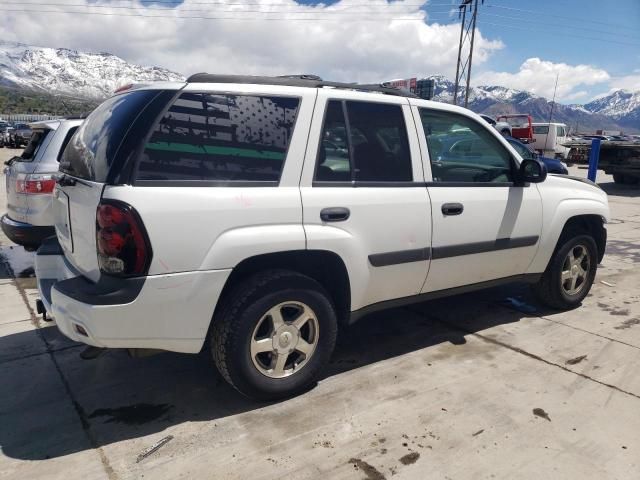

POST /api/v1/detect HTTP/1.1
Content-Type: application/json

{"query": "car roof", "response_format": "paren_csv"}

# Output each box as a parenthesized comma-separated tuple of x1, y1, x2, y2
(125, 74, 420, 100)
(29, 118, 84, 130)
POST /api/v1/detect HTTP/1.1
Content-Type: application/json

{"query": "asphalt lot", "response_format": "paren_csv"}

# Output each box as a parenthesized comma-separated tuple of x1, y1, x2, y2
(1, 147, 639, 480)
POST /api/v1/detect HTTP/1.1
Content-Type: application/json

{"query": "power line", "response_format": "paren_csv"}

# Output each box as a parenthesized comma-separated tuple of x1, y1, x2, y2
(480, 20, 640, 48)
(1, 7, 435, 20)
(0, 2, 455, 15)
(427, 10, 640, 42)
(481, 12, 640, 40)
(2, 0, 456, 4)
(486, 4, 640, 32)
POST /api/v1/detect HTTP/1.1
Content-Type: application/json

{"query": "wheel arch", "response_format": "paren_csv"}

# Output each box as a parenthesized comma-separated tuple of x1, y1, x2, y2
(559, 214, 607, 263)
(528, 208, 607, 274)
(214, 249, 352, 327)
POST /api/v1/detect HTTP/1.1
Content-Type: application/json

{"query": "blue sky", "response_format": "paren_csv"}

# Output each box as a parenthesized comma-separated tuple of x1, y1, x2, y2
(298, 0, 640, 101)
(5, 0, 640, 103)
(423, 0, 640, 79)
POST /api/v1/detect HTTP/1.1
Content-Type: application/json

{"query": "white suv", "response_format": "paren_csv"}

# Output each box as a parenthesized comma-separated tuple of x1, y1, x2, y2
(35, 75, 609, 400)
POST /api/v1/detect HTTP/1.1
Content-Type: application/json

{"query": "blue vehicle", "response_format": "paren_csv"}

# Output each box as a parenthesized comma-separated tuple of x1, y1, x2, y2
(505, 136, 568, 175)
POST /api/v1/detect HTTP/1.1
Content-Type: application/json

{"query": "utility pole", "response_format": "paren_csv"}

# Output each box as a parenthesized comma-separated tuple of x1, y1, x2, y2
(452, 0, 483, 108)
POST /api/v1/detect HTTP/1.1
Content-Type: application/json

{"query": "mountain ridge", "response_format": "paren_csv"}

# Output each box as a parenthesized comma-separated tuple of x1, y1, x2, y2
(0, 42, 637, 132)
(424, 75, 638, 133)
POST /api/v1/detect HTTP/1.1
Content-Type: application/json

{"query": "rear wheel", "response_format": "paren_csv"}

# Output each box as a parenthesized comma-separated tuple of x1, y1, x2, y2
(211, 270, 338, 401)
(533, 233, 598, 310)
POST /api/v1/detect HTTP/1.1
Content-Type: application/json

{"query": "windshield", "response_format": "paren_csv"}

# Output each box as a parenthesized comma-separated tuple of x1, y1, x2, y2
(59, 89, 158, 181)
(19, 129, 50, 161)
(503, 117, 529, 128)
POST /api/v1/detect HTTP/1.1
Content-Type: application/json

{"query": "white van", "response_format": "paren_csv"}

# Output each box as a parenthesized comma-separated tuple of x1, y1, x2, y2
(532, 122, 570, 159)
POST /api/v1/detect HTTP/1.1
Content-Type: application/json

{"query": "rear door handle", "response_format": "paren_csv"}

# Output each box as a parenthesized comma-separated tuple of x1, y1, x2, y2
(320, 207, 350, 222)
(442, 203, 464, 216)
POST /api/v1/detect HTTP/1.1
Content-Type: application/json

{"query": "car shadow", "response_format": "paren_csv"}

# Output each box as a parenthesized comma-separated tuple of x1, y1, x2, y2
(0, 282, 559, 461)
(599, 180, 640, 198)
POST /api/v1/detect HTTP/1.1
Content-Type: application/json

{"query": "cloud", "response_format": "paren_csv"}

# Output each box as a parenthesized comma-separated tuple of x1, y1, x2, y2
(1, 0, 503, 83)
(474, 58, 610, 101)
(609, 72, 640, 92)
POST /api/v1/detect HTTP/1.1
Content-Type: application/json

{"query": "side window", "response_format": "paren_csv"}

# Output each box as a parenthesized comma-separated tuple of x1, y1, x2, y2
(137, 93, 300, 183)
(419, 109, 513, 183)
(347, 101, 412, 182)
(316, 101, 352, 182)
(314, 100, 413, 183)
(556, 126, 565, 137)
(508, 140, 534, 160)
(57, 126, 79, 162)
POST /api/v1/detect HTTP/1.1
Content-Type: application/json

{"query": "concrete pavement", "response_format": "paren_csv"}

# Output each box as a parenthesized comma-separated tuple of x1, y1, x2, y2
(1, 151, 639, 480)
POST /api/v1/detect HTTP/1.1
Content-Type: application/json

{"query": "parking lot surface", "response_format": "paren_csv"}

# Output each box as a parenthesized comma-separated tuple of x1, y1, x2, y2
(1, 147, 639, 480)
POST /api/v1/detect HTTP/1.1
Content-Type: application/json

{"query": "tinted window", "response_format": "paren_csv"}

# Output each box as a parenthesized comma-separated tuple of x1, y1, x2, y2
(556, 126, 565, 136)
(136, 93, 300, 183)
(420, 109, 513, 183)
(20, 129, 50, 161)
(316, 101, 351, 182)
(57, 126, 79, 162)
(60, 90, 158, 181)
(533, 125, 549, 134)
(314, 100, 412, 183)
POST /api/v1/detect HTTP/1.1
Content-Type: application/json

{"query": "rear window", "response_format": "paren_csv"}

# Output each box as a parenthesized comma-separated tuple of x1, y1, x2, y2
(533, 125, 549, 134)
(59, 90, 158, 181)
(135, 93, 300, 184)
(19, 129, 50, 161)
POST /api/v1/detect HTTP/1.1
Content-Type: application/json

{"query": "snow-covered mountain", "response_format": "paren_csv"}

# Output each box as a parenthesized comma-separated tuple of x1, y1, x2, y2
(0, 41, 184, 99)
(583, 90, 640, 129)
(424, 75, 638, 132)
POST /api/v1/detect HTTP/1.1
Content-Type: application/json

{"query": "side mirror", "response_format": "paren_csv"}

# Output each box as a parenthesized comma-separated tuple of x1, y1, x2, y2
(518, 158, 547, 184)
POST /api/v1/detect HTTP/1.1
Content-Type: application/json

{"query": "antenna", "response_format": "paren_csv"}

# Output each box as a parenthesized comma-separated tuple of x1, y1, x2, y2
(544, 73, 560, 152)
(452, 0, 484, 108)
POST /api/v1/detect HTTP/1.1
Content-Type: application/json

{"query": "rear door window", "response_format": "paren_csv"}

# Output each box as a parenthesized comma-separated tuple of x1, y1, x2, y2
(59, 90, 159, 181)
(314, 100, 413, 183)
(135, 93, 301, 184)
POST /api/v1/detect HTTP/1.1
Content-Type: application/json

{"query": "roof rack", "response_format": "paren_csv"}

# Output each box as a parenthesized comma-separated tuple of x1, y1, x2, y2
(186, 73, 418, 98)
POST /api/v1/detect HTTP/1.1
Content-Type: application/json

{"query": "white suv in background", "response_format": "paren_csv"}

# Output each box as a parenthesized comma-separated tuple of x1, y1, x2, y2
(2, 118, 84, 250)
(36, 75, 609, 400)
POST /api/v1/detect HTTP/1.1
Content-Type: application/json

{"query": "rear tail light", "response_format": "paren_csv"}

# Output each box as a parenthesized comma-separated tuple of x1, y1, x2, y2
(96, 200, 152, 277)
(16, 174, 56, 194)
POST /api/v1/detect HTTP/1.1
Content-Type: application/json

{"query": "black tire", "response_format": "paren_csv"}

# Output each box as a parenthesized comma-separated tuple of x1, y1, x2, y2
(533, 233, 598, 310)
(211, 269, 338, 401)
(613, 173, 625, 184)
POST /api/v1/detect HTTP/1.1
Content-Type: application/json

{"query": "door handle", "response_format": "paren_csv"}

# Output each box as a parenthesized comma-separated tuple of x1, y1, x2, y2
(320, 207, 350, 222)
(442, 203, 464, 216)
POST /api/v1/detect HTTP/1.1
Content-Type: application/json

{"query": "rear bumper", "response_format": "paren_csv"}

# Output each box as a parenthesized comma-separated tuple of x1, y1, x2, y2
(1, 214, 55, 248)
(36, 238, 232, 353)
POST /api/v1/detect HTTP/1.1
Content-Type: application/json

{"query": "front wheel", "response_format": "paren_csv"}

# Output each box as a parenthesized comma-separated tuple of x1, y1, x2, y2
(533, 234, 598, 310)
(211, 270, 338, 401)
